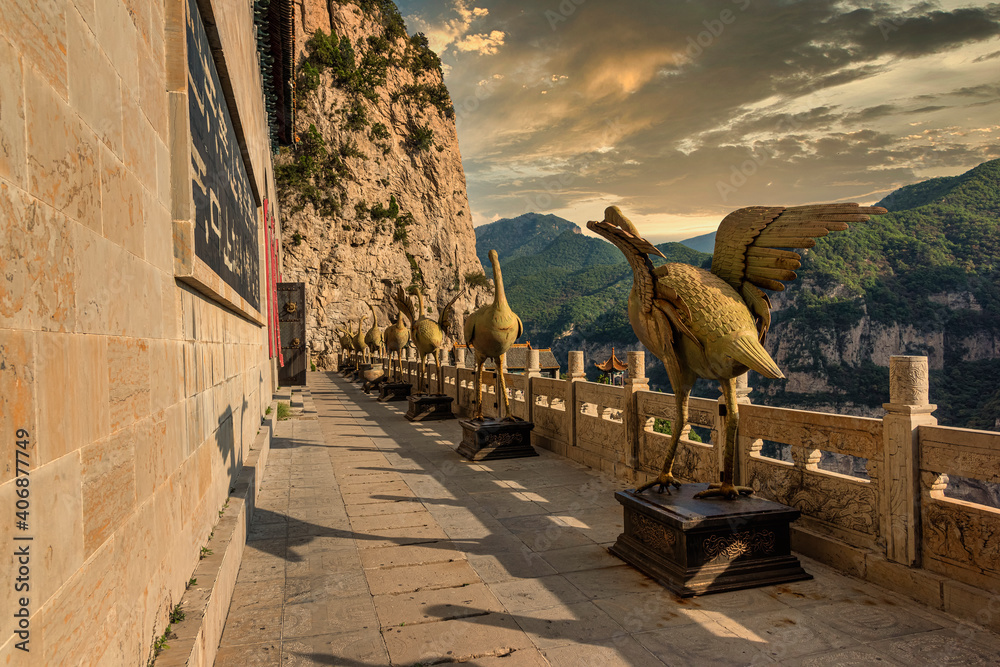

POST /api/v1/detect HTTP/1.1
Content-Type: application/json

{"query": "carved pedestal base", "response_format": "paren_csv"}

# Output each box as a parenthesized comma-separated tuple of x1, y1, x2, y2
(378, 382, 412, 402)
(456, 419, 537, 461)
(610, 484, 810, 597)
(404, 394, 454, 421)
(362, 365, 382, 383)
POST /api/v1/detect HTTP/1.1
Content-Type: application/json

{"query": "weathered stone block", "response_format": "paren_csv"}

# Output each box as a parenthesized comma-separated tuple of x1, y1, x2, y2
(68, 8, 124, 156)
(790, 525, 868, 579)
(100, 144, 145, 258)
(0, 35, 26, 186)
(122, 89, 157, 193)
(73, 223, 130, 336)
(32, 450, 85, 608)
(36, 332, 109, 463)
(94, 0, 138, 93)
(0, 330, 35, 485)
(0, 0, 67, 97)
(0, 183, 76, 332)
(25, 68, 100, 232)
(108, 335, 151, 432)
(82, 425, 138, 556)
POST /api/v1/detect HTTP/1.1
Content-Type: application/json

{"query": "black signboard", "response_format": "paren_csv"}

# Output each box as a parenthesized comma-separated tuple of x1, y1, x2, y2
(187, 0, 260, 310)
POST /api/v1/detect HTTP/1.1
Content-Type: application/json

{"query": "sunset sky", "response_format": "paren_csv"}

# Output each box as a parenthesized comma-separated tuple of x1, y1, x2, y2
(395, 0, 1000, 242)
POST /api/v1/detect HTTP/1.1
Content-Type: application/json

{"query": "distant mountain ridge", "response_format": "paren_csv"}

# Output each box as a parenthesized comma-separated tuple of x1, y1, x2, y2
(474, 213, 581, 268)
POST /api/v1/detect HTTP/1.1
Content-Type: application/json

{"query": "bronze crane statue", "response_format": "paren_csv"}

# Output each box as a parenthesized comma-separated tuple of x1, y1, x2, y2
(394, 285, 461, 395)
(383, 308, 410, 382)
(588, 203, 885, 500)
(365, 303, 385, 363)
(351, 317, 367, 365)
(464, 249, 523, 421)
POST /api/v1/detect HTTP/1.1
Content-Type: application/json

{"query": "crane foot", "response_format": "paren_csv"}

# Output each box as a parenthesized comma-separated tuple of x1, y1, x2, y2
(693, 482, 754, 500)
(636, 472, 682, 495)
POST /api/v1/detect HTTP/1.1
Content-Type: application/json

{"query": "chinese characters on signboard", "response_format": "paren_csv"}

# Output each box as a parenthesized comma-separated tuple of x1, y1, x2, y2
(186, 0, 260, 310)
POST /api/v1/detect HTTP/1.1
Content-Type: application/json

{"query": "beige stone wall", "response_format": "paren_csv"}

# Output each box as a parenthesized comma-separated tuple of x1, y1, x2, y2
(0, 0, 279, 663)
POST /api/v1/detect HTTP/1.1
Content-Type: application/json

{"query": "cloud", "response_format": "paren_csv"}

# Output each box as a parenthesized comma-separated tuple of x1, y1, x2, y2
(398, 0, 1000, 231)
(403, 1, 505, 56)
(455, 29, 506, 55)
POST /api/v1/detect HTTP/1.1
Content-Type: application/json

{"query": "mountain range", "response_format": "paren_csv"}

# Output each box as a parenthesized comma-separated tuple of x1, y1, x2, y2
(474, 159, 1000, 431)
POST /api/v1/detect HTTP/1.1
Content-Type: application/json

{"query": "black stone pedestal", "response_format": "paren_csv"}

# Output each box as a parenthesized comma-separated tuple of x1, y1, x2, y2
(350, 363, 371, 383)
(456, 419, 537, 461)
(404, 394, 454, 421)
(377, 382, 412, 402)
(610, 484, 810, 597)
(363, 375, 388, 394)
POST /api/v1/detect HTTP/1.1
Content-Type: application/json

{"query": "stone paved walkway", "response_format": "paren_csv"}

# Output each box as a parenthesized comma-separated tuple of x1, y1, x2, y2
(214, 372, 1000, 666)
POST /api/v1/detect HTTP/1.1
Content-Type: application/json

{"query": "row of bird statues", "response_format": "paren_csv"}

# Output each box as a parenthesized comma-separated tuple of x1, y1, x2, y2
(337, 248, 521, 420)
(336, 198, 886, 501)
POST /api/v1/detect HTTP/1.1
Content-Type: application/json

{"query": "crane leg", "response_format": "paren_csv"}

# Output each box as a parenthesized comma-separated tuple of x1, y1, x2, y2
(694, 378, 754, 500)
(498, 354, 514, 421)
(435, 349, 443, 395)
(636, 389, 687, 494)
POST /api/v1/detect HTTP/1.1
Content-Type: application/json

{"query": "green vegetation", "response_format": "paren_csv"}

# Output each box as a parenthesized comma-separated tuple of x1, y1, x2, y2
(406, 33, 443, 77)
(394, 82, 454, 119)
(274, 124, 355, 215)
(405, 122, 435, 152)
(277, 402, 292, 421)
(465, 271, 490, 288)
(406, 252, 423, 285)
(169, 605, 185, 624)
(394, 212, 413, 246)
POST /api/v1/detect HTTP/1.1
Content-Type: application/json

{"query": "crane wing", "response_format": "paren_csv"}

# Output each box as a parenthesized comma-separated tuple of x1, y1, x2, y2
(710, 203, 886, 340)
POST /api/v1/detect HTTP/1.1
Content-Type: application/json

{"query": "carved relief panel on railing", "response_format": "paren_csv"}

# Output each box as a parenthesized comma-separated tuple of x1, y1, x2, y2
(741, 404, 883, 547)
(634, 391, 718, 483)
(919, 425, 1000, 583)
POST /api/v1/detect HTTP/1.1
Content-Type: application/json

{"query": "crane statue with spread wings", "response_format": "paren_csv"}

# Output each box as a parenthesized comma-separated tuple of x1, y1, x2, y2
(588, 203, 885, 500)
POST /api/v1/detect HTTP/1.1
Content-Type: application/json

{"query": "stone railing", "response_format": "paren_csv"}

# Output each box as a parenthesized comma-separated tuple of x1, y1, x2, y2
(347, 349, 1000, 627)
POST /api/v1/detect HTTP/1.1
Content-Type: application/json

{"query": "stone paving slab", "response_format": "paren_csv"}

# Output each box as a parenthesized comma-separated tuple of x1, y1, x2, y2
(215, 373, 1000, 666)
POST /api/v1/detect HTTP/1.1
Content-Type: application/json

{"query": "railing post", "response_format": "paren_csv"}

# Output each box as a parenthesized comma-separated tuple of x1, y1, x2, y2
(732, 373, 753, 484)
(623, 351, 648, 475)
(566, 351, 586, 447)
(525, 349, 541, 422)
(882, 355, 936, 566)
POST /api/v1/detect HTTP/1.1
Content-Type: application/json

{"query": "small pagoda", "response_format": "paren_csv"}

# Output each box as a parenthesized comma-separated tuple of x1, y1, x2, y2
(594, 347, 628, 385)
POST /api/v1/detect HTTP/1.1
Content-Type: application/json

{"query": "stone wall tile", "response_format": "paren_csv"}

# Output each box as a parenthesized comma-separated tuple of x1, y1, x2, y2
(137, 37, 168, 141)
(0, 184, 76, 332)
(107, 335, 151, 432)
(33, 451, 86, 609)
(40, 534, 120, 665)
(122, 89, 158, 194)
(126, 253, 163, 339)
(94, 0, 138, 94)
(67, 7, 123, 157)
(73, 222, 130, 336)
(0, 330, 35, 485)
(155, 136, 170, 206)
(150, 339, 184, 413)
(134, 404, 186, 506)
(0, 35, 26, 186)
(74, 0, 96, 28)
(25, 68, 100, 232)
(0, 0, 68, 98)
(161, 272, 183, 341)
(81, 424, 138, 556)
(144, 193, 173, 273)
(36, 333, 109, 464)
(100, 143, 145, 258)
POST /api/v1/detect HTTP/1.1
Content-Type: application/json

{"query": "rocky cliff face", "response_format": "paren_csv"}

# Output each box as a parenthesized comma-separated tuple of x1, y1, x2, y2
(277, 0, 488, 369)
